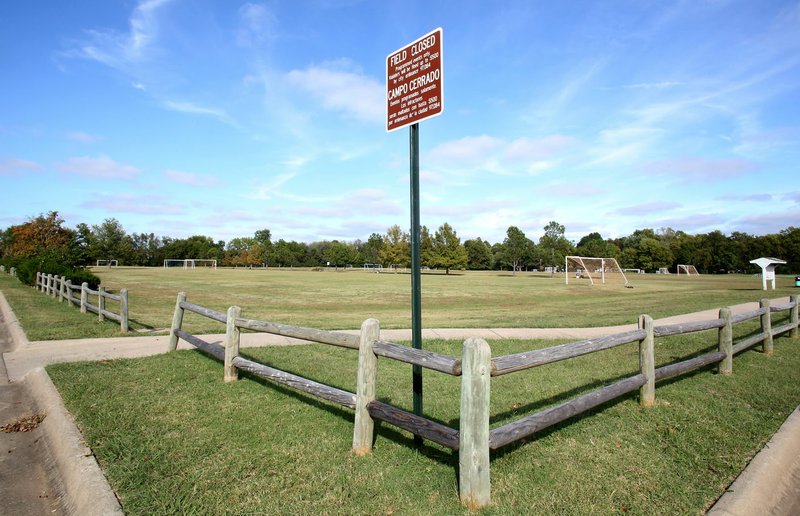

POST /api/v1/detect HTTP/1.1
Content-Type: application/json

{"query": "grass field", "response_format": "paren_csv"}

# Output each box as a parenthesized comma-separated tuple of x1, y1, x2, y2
(72, 266, 799, 337)
(47, 329, 800, 514)
(3, 268, 799, 512)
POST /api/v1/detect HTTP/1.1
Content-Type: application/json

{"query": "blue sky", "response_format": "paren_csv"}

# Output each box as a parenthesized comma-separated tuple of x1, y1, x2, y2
(2, 0, 799, 244)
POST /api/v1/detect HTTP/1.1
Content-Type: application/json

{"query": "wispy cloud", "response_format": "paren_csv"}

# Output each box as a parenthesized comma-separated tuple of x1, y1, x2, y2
(427, 134, 574, 176)
(55, 156, 140, 179)
(236, 2, 277, 48)
(717, 193, 773, 202)
(612, 201, 682, 216)
(65, 0, 173, 68)
(164, 169, 219, 187)
(248, 172, 300, 200)
(81, 192, 183, 215)
(286, 59, 384, 124)
(643, 157, 759, 182)
(0, 158, 43, 175)
(66, 131, 99, 143)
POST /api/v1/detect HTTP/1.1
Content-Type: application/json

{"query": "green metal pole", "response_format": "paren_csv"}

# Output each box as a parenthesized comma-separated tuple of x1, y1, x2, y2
(409, 123, 423, 446)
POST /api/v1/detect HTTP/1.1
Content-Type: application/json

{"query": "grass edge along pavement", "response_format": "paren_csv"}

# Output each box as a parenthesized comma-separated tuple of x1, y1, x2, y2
(47, 324, 800, 514)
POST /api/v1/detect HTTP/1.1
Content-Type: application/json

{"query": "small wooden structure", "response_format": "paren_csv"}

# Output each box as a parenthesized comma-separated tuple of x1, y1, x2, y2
(749, 257, 786, 290)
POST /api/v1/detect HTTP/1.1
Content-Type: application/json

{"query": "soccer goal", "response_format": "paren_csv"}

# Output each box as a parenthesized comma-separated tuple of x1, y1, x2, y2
(677, 264, 700, 275)
(96, 260, 118, 267)
(565, 256, 629, 286)
(163, 259, 217, 269)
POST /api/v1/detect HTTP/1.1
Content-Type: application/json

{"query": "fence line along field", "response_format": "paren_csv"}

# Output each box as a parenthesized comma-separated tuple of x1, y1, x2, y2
(89, 266, 799, 335)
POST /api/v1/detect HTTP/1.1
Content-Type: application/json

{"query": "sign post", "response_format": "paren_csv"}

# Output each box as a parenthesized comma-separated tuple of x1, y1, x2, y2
(387, 28, 444, 443)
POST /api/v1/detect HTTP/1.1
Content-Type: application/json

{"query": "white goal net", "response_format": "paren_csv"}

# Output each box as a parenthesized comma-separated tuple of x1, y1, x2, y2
(565, 256, 629, 286)
(163, 259, 217, 269)
(677, 264, 699, 275)
(96, 260, 118, 266)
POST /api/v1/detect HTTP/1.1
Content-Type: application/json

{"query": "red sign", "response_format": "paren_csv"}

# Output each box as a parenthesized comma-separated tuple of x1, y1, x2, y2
(386, 28, 443, 132)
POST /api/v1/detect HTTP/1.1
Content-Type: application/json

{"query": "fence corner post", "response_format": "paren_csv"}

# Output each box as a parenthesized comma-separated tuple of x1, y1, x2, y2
(718, 307, 733, 375)
(223, 306, 242, 383)
(168, 292, 187, 351)
(80, 282, 88, 314)
(790, 295, 799, 339)
(120, 288, 129, 333)
(638, 314, 655, 407)
(459, 337, 491, 510)
(352, 318, 380, 456)
(98, 286, 106, 322)
(760, 298, 773, 356)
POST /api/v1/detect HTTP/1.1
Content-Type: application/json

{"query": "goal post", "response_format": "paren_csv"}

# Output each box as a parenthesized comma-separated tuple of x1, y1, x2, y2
(677, 264, 700, 275)
(565, 256, 629, 286)
(163, 259, 217, 269)
(96, 260, 118, 267)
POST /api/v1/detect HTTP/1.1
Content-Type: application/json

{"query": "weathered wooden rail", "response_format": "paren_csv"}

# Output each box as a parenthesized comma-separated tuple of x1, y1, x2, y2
(165, 292, 799, 510)
(35, 272, 129, 332)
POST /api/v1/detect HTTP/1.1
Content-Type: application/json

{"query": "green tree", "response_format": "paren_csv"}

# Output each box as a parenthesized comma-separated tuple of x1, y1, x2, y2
(539, 221, 573, 268)
(90, 218, 134, 264)
(379, 225, 410, 270)
(362, 233, 384, 264)
(464, 238, 493, 270)
(428, 223, 468, 274)
(500, 226, 535, 274)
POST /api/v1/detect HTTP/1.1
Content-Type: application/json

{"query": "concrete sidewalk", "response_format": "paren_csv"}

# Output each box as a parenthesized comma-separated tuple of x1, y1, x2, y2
(2, 298, 778, 382)
(0, 292, 798, 514)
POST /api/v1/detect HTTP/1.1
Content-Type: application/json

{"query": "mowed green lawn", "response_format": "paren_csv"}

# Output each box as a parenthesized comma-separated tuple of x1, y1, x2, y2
(84, 266, 797, 336)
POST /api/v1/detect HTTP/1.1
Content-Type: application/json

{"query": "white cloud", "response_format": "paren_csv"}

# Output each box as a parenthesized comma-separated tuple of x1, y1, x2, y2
(163, 170, 219, 187)
(286, 60, 384, 124)
(427, 134, 574, 176)
(612, 201, 682, 216)
(248, 172, 300, 200)
(55, 156, 139, 179)
(643, 157, 758, 182)
(66, 131, 99, 143)
(66, 0, 173, 68)
(81, 192, 182, 215)
(0, 158, 43, 175)
(236, 3, 277, 47)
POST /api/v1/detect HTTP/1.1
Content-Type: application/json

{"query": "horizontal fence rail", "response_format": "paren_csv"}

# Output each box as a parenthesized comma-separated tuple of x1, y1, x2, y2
(34, 272, 129, 332)
(491, 329, 646, 376)
(164, 292, 799, 510)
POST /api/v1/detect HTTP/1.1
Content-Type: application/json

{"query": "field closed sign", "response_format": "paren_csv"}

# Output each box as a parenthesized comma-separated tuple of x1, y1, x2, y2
(386, 27, 443, 132)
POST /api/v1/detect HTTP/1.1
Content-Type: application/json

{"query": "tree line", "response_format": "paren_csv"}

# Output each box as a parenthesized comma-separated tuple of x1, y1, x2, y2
(1, 212, 798, 276)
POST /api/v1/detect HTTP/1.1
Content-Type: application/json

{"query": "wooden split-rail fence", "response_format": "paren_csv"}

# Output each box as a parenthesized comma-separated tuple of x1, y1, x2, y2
(167, 292, 799, 509)
(35, 272, 129, 332)
(0, 265, 17, 277)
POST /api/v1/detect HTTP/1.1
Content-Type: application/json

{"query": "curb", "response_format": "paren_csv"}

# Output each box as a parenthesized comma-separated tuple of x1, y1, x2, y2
(0, 291, 29, 350)
(23, 367, 123, 515)
(708, 406, 800, 515)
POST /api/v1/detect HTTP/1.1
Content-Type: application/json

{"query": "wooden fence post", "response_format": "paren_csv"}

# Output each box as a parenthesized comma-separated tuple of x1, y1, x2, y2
(59, 276, 66, 303)
(80, 283, 88, 314)
(120, 289, 129, 333)
(459, 337, 492, 510)
(98, 286, 106, 322)
(638, 314, 655, 407)
(760, 298, 773, 356)
(46, 274, 53, 296)
(65, 280, 73, 306)
(168, 292, 187, 351)
(36, 272, 41, 291)
(790, 295, 799, 339)
(718, 307, 733, 375)
(352, 318, 380, 455)
(224, 306, 242, 383)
